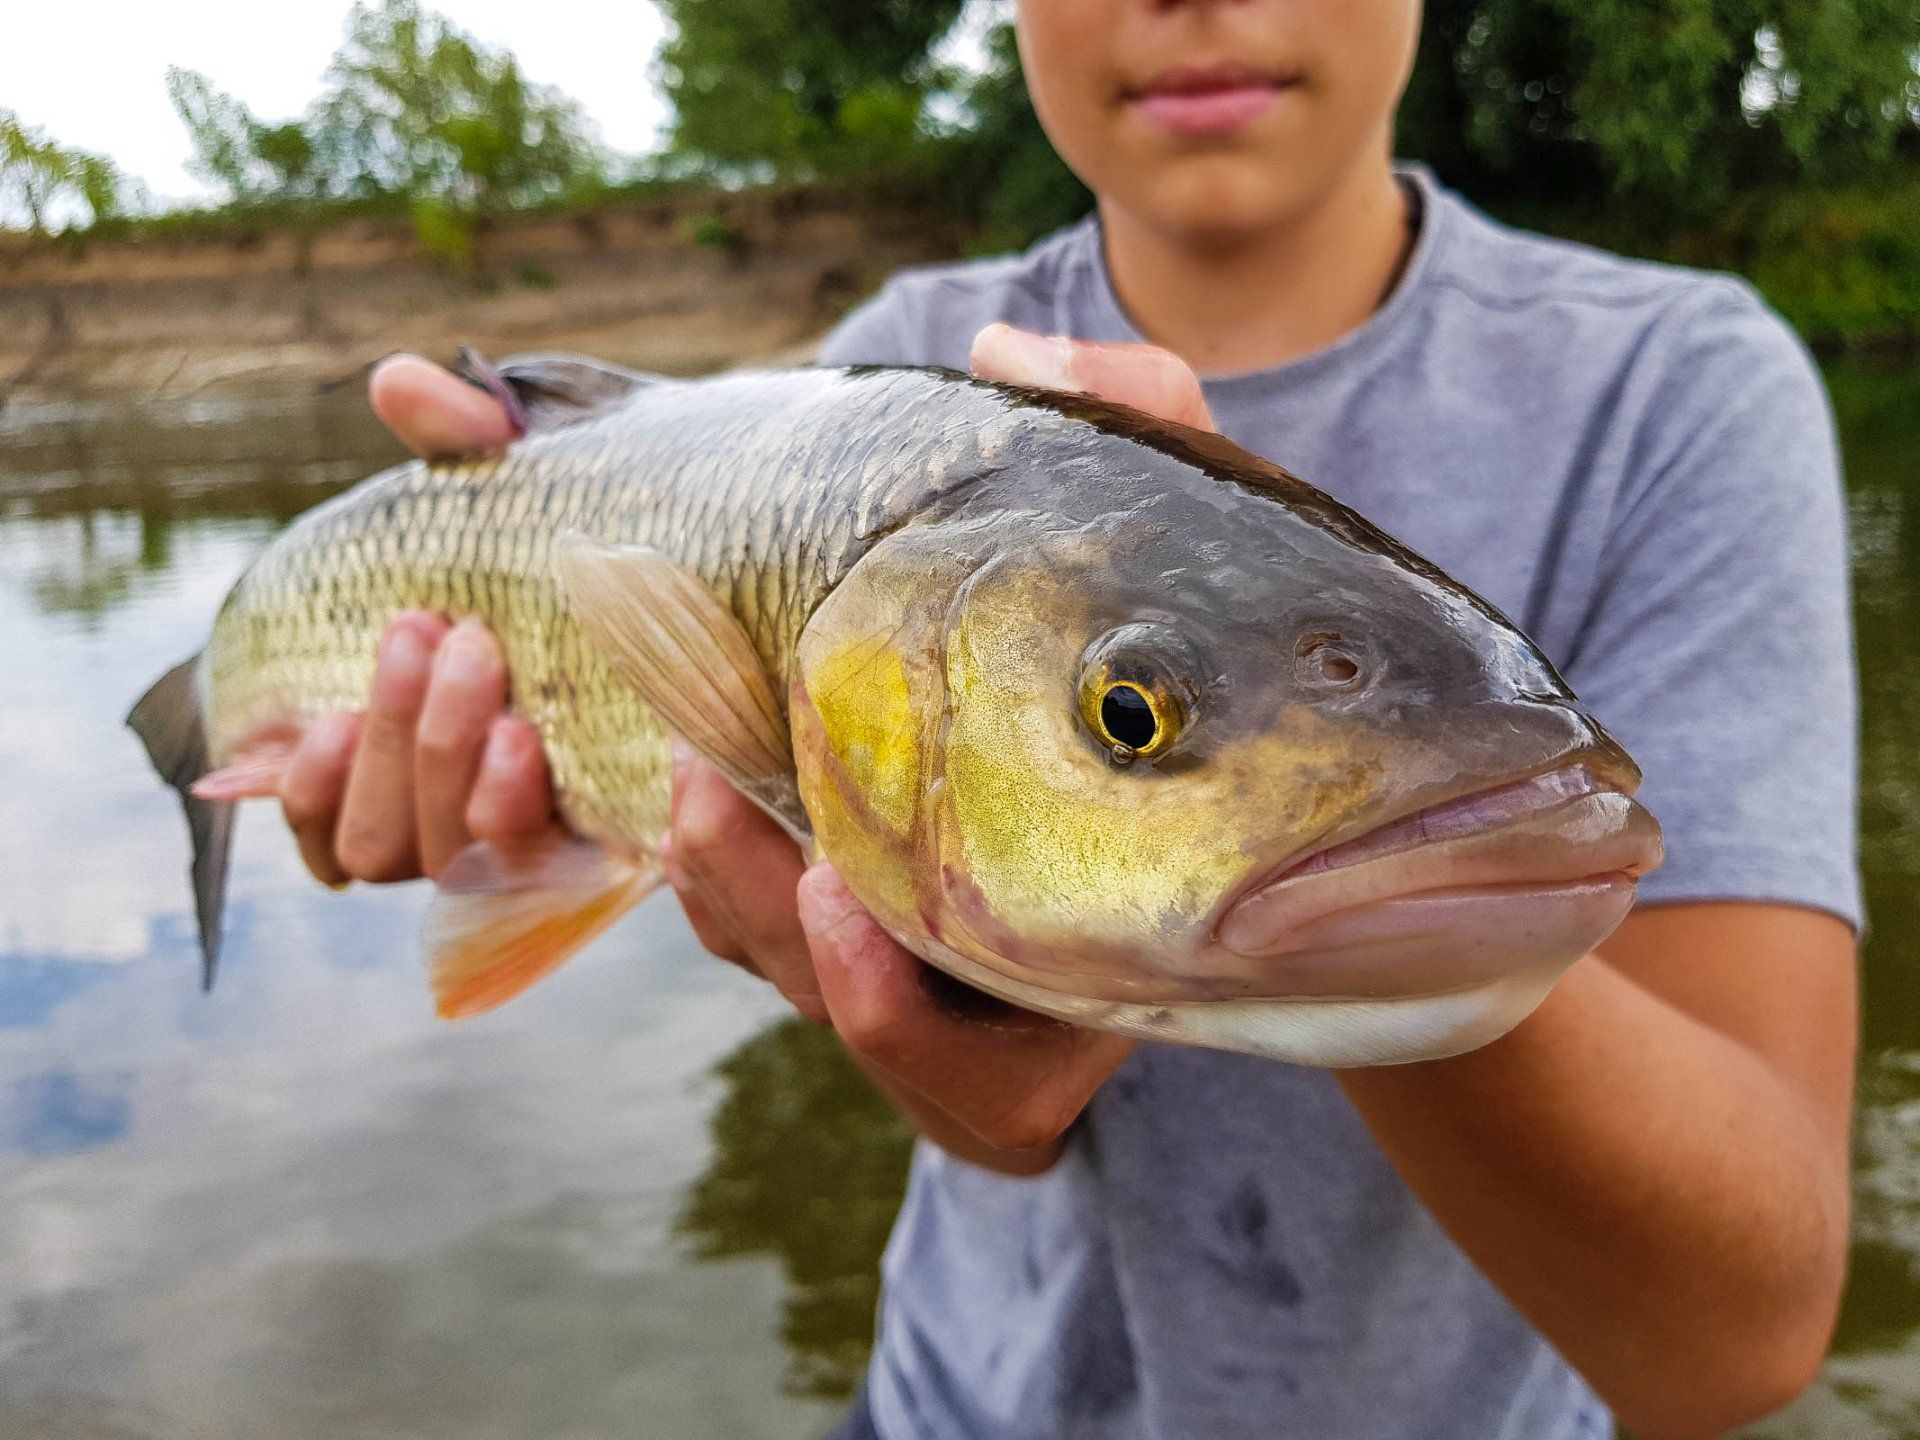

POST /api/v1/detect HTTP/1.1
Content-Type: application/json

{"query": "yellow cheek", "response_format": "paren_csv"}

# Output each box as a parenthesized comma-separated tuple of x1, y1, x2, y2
(792, 633, 937, 937)
(802, 635, 923, 840)
(940, 652, 1388, 964)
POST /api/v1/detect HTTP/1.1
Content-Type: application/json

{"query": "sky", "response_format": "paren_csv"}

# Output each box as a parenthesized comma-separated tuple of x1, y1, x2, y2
(1, 0, 675, 208)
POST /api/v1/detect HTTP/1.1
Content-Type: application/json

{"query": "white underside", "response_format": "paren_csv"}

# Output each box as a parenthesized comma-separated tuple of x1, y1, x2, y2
(911, 935, 1567, 1068)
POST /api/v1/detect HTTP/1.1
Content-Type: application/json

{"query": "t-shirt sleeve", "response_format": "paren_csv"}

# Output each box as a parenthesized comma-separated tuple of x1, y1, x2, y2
(1564, 283, 1861, 928)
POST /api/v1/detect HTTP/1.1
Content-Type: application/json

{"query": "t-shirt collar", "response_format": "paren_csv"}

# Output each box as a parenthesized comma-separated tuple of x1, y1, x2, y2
(1065, 162, 1454, 394)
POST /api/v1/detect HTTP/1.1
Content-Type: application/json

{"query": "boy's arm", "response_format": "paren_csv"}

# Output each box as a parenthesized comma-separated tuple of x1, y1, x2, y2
(1339, 904, 1854, 1440)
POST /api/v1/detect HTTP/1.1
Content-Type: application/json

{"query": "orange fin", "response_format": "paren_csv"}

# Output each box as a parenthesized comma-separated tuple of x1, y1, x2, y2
(424, 837, 659, 1020)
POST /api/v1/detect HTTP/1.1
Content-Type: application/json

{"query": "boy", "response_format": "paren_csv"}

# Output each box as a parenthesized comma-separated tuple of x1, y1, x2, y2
(283, 2, 1860, 1435)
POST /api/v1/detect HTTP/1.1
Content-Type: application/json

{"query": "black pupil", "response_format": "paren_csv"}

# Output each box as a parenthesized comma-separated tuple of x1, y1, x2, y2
(1101, 686, 1159, 750)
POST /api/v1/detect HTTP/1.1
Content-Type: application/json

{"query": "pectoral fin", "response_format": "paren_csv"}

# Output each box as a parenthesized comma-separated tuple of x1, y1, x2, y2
(425, 837, 659, 1019)
(557, 537, 808, 839)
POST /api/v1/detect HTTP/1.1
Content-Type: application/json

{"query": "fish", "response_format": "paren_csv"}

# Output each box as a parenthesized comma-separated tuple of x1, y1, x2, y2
(129, 350, 1662, 1067)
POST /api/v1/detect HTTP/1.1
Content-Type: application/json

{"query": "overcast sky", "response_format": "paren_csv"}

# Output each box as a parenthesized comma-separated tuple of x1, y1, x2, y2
(2, 0, 675, 207)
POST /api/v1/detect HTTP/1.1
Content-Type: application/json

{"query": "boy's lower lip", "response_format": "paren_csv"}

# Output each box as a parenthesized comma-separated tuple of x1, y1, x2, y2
(1130, 83, 1284, 137)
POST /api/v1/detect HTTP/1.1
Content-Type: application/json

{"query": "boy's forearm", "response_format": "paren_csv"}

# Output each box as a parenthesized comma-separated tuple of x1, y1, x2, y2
(1337, 952, 1850, 1439)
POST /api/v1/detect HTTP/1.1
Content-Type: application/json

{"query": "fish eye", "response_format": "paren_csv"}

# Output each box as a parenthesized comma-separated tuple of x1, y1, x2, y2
(1078, 624, 1199, 764)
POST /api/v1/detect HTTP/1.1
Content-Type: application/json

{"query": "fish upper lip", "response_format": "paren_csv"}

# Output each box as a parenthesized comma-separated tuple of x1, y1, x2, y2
(1124, 63, 1302, 100)
(1214, 753, 1646, 929)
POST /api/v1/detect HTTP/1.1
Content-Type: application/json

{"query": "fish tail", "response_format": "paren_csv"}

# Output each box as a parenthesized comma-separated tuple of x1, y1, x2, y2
(127, 655, 233, 991)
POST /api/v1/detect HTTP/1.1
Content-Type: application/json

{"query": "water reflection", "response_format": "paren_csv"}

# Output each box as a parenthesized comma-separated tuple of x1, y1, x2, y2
(1744, 362, 1920, 1439)
(0, 362, 1915, 1436)
(0, 392, 849, 1439)
(679, 1019, 913, 1399)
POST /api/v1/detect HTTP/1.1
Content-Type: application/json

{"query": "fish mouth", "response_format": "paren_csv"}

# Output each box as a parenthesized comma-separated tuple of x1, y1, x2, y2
(1207, 759, 1664, 1000)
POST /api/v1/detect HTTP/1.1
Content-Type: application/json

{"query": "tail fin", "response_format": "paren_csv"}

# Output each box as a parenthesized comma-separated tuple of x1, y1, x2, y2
(127, 656, 234, 990)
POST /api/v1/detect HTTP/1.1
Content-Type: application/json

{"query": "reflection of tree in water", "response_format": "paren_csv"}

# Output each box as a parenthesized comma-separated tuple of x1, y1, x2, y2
(26, 510, 172, 625)
(678, 1017, 912, 1399)
(1825, 362, 1920, 1372)
(2, 387, 399, 621)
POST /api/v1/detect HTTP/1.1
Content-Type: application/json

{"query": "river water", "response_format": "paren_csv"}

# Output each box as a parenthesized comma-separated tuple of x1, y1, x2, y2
(0, 365, 1913, 1438)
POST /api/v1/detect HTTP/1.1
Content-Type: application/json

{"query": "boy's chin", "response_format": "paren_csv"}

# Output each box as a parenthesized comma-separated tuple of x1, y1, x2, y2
(1106, 156, 1336, 248)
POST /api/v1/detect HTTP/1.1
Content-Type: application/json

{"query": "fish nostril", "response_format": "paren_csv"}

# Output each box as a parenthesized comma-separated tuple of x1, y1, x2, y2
(1295, 634, 1366, 692)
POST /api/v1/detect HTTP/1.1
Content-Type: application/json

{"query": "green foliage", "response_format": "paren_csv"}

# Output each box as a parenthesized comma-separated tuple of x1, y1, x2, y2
(659, 0, 964, 177)
(686, 210, 745, 253)
(1557, 176, 1920, 348)
(936, 20, 1091, 249)
(0, 110, 128, 232)
(167, 70, 328, 204)
(677, 1018, 913, 1399)
(1399, 0, 1920, 216)
(409, 195, 473, 268)
(166, 0, 604, 252)
(318, 0, 603, 211)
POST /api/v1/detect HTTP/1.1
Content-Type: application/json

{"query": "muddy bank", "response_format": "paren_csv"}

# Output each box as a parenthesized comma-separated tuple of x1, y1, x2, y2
(0, 186, 968, 402)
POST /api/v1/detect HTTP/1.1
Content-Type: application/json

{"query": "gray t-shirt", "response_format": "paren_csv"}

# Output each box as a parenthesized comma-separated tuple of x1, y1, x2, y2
(817, 165, 1860, 1440)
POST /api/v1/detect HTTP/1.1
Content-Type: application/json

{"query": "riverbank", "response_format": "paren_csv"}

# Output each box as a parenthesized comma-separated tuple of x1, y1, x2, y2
(5, 174, 1916, 406)
(0, 183, 968, 403)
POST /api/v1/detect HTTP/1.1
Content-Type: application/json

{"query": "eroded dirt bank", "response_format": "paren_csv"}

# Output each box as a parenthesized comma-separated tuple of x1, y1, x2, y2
(0, 186, 968, 402)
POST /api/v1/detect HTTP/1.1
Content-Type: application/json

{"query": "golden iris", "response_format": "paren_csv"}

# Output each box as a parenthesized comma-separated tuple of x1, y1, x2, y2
(1082, 675, 1184, 759)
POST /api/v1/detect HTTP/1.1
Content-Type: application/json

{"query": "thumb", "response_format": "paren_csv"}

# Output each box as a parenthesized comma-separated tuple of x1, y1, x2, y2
(969, 323, 1216, 431)
(370, 353, 522, 460)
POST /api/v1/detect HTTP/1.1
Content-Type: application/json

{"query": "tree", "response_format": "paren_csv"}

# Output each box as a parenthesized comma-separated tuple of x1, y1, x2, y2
(168, 0, 604, 217)
(938, 20, 1091, 243)
(0, 110, 128, 233)
(658, 0, 965, 176)
(167, 69, 327, 203)
(1398, 0, 1920, 215)
(317, 0, 603, 212)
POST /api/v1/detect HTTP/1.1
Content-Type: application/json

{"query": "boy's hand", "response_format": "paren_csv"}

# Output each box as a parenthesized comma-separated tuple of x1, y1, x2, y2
(285, 331, 1207, 1174)
(279, 354, 544, 886)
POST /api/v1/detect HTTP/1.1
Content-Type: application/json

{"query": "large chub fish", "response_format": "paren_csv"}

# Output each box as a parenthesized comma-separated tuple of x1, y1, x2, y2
(130, 353, 1661, 1066)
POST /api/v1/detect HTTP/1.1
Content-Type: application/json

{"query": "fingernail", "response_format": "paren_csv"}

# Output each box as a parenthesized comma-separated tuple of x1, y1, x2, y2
(986, 325, 1075, 390)
(311, 710, 358, 761)
(662, 852, 693, 896)
(482, 720, 523, 774)
(796, 862, 867, 935)
(438, 620, 496, 685)
(380, 621, 431, 677)
(670, 736, 694, 771)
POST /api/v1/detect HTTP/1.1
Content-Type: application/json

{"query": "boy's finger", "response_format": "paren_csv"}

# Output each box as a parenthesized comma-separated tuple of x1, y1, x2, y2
(414, 620, 507, 877)
(464, 716, 555, 843)
(798, 862, 1133, 1151)
(335, 612, 446, 882)
(670, 746, 826, 1022)
(659, 833, 766, 980)
(280, 710, 362, 886)
(369, 353, 521, 460)
(970, 322, 1216, 431)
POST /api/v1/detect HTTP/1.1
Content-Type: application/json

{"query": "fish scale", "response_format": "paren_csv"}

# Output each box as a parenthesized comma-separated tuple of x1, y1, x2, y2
(200, 366, 1009, 853)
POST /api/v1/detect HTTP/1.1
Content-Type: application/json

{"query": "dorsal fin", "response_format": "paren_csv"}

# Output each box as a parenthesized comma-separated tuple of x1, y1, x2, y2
(456, 346, 665, 435)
